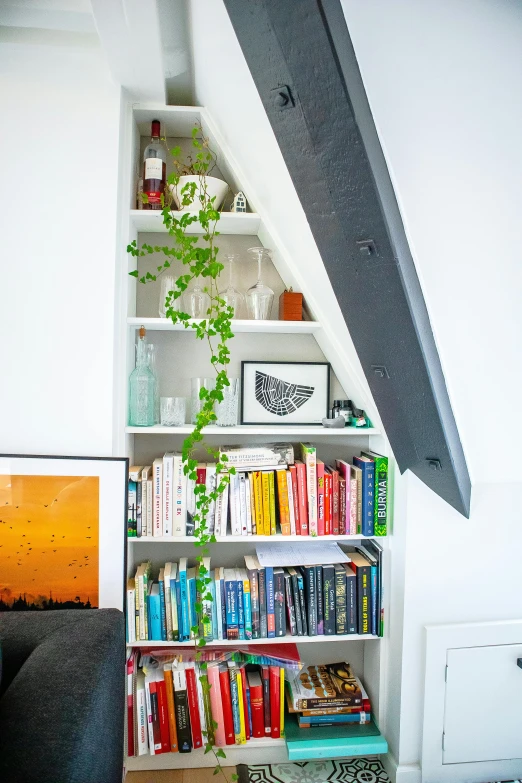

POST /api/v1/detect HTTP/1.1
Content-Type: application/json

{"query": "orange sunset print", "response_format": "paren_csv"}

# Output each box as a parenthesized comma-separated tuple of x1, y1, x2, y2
(0, 474, 99, 610)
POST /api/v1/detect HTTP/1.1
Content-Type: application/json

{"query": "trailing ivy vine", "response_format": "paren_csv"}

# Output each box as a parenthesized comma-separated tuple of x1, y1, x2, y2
(128, 126, 237, 782)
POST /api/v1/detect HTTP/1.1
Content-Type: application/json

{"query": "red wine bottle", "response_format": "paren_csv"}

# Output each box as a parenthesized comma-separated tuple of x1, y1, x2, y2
(143, 120, 166, 210)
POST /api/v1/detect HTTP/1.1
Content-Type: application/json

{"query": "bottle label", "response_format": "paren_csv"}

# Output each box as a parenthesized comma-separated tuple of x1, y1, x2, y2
(145, 190, 162, 205)
(145, 158, 163, 180)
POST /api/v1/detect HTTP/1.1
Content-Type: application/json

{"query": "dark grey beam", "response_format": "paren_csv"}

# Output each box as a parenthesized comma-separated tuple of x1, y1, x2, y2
(223, 0, 471, 516)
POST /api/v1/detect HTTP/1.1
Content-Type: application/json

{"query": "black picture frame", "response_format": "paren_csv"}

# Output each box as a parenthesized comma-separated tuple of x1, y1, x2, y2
(241, 361, 331, 425)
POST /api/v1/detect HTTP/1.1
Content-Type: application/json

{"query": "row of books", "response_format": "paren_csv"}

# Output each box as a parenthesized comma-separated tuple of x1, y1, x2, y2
(126, 654, 288, 756)
(127, 443, 388, 538)
(127, 542, 383, 643)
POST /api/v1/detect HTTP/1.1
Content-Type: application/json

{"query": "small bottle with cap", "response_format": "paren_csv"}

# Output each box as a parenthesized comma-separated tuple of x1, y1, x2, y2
(128, 326, 156, 426)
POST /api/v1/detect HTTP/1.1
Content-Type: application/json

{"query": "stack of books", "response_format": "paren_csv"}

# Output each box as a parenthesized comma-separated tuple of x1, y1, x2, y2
(285, 662, 371, 728)
(127, 542, 383, 644)
(126, 652, 288, 756)
(127, 444, 388, 538)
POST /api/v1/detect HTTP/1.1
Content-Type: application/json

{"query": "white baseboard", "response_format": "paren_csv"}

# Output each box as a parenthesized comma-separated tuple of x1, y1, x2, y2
(383, 752, 422, 783)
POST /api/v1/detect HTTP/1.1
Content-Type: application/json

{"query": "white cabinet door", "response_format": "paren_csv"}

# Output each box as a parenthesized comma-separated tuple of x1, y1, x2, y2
(443, 644, 522, 764)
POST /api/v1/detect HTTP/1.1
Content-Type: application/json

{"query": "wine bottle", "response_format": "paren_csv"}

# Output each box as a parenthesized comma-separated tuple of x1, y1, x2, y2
(143, 120, 166, 210)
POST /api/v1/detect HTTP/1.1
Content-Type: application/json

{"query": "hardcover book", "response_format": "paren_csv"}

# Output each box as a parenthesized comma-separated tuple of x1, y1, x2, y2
(352, 456, 375, 537)
(361, 450, 388, 536)
(220, 443, 294, 468)
(286, 663, 363, 710)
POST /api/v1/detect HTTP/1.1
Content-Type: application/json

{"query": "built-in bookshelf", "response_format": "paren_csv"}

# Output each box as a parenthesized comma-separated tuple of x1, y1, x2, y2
(118, 102, 390, 770)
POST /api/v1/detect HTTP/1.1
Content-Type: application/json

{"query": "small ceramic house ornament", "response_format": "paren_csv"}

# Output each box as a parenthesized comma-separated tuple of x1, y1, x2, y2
(231, 191, 247, 212)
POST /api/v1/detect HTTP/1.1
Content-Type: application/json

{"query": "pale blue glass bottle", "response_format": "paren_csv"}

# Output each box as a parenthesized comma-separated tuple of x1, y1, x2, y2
(129, 327, 155, 426)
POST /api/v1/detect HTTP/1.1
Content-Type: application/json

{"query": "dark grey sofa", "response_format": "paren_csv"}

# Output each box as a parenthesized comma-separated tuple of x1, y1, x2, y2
(0, 609, 125, 783)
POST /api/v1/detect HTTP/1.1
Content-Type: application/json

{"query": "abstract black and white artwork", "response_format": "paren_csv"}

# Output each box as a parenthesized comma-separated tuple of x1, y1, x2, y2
(241, 362, 330, 425)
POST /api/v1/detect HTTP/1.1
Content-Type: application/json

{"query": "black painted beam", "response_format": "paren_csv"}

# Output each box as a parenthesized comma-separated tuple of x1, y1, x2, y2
(223, 0, 471, 516)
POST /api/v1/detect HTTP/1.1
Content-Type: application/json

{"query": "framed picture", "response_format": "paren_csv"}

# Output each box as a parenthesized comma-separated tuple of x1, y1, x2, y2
(0, 454, 128, 612)
(241, 361, 330, 425)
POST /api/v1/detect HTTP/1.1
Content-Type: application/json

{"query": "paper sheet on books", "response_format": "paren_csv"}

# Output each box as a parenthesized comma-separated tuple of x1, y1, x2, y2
(255, 542, 349, 567)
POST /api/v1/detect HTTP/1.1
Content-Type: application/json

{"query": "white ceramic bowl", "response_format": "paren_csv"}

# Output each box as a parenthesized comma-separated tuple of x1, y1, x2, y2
(169, 175, 229, 210)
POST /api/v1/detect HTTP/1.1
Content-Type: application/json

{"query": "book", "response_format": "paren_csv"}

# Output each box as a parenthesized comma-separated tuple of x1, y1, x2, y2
(322, 564, 336, 636)
(198, 556, 213, 642)
(280, 667, 285, 738)
(152, 458, 163, 537)
(185, 666, 203, 749)
(316, 459, 325, 536)
(284, 712, 382, 756)
(173, 453, 187, 536)
(146, 476, 153, 537)
(268, 471, 277, 536)
(289, 465, 300, 535)
(349, 470, 358, 536)
(196, 664, 211, 746)
(361, 450, 388, 536)
(173, 667, 192, 752)
(236, 668, 247, 744)
(207, 664, 226, 747)
(238, 473, 248, 536)
(351, 464, 362, 534)
(266, 565, 275, 638)
(334, 563, 347, 635)
(261, 471, 271, 535)
(136, 672, 149, 755)
(339, 477, 347, 535)
(147, 583, 162, 641)
(158, 568, 167, 641)
(126, 653, 135, 756)
(163, 665, 178, 752)
(277, 469, 291, 535)
(353, 456, 375, 536)
(298, 712, 371, 727)
(147, 678, 162, 754)
(229, 473, 241, 536)
(285, 469, 297, 535)
(126, 579, 136, 643)
(156, 678, 170, 753)
(237, 567, 245, 640)
(288, 567, 303, 636)
(178, 558, 189, 642)
(348, 550, 372, 635)
(244, 555, 260, 639)
(228, 663, 241, 744)
(261, 664, 270, 735)
(162, 453, 174, 537)
(257, 557, 267, 638)
(128, 472, 138, 537)
(224, 568, 239, 640)
(220, 443, 294, 468)
(269, 665, 281, 739)
(316, 563, 324, 635)
(247, 671, 264, 738)
(205, 464, 217, 535)
(185, 474, 196, 537)
(285, 663, 363, 710)
(356, 544, 379, 635)
(303, 564, 317, 635)
(240, 568, 253, 640)
(274, 567, 286, 637)
(284, 569, 297, 636)
(326, 466, 340, 535)
(245, 474, 253, 535)
(170, 563, 179, 641)
(141, 467, 152, 537)
(344, 562, 357, 634)
(295, 567, 308, 636)
(252, 471, 263, 535)
(187, 567, 197, 639)
(219, 664, 236, 745)
(360, 539, 384, 636)
(324, 469, 332, 535)
(301, 444, 318, 535)
(295, 460, 308, 535)
(335, 460, 352, 535)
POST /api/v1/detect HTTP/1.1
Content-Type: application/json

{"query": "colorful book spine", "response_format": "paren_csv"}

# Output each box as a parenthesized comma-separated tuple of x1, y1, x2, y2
(239, 473, 248, 536)
(207, 664, 226, 747)
(296, 569, 308, 635)
(219, 665, 236, 745)
(236, 669, 247, 744)
(136, 673, 149, 755)
(274, 567, 286, 637)
(361, 451, 388, 536)
(261, 472, 271, 535)
(295, 460, 308, 535)
(258, 564, 267, 638)
(262, 665, 270, 735)
(268, 471, 277, 536)
(247, 671, 265, 738)
(242, 570, 252, 640)
(173, 668, 191, 752)
(269, 666, 281, 739)
(266, 565, 275, 638)
(289, 568, 303, 636)
(178, 558, 189, 642)
(335, 460, 352, 534)
(284, 569, 297, 636)
(253, 471, 263, 535)
(289, 465, 300, 535)
(156, 679, 170, 754)
(316, 563, 324, 635)
(224, 568, 239, 640)
(148, 584, 162, 641)
(345, 564, 357, 634)
(300, 444, 318, 535)
(339, 477, 347, 535)
(158, 570, 167, 641)
(185, 667, 203, 749)
(324, 469, 332, 535)
(353, 456, 375, 536)
(163, 453, 174, 537)
(245, 557, 260, 639)
(322, 564, 336, 635)
(334, 563, 347, 635)
(316, 459, 325, 536)
(237, 569, 245, 640)
(349, 470, 358, 536)
(153, 458, 163, 537)
(277, 468, 291, 535)
(303, 565, 317, 635)
(228, 665, 241, 743)
(163, 667, 178, 752)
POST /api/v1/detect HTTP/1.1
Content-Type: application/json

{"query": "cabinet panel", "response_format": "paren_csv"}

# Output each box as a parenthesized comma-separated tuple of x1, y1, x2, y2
(443, 644, 522, 764)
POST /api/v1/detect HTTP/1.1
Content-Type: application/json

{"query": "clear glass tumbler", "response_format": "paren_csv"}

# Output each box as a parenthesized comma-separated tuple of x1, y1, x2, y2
(191, 377, 215, 424)
(215, 378, 240, 426)
(160, 397, 186, 426)
(159, 275, 176, 318)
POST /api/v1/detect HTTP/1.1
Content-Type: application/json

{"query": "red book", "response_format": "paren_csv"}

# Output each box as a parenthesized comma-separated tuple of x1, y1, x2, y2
(261, 664, 271, 735)
(185, 666, 203, 749)
(295, 460, 308, 535)
(324, 470, 332, 535)
(269, 665, 281, 739)
(196, 464, 206, 485)
(339, 477, 347, 535)
(156, 679, 171, 754)
(247, 671, 265, 738)
(149, 681, 162, 753)
(239, 666, 250, 740)
(218, 665, 236, 745)
(126, 655, 135, 757)
(289, 465, 300, 535)
(316, 460, 325, 536)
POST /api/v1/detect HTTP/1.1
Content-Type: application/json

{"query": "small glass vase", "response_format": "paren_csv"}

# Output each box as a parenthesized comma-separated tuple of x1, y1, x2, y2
(160, 397, 186, 426)
(183, 284, 211, 319)
(159, 275, 176, 318)
(218, 254, 245, 318)
(191, 377, 215, 424)
(246, 247, 274, 320)
(215, 378, 240, 426)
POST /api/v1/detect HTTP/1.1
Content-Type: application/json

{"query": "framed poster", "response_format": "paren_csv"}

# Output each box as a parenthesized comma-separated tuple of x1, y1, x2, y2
(241, 361, 330, 425)
(0, 455, 128, 612)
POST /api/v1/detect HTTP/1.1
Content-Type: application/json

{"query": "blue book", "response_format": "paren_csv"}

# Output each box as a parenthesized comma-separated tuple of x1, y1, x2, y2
(158, 573, 167, 641)
(188, 567, 197, 637)
(246, 682, 253, 736)
(220, 569, 227, 639)
(298, 712, 372, 725)
(228, 663, 241, 736)
(224, 568, 239, 640)
(265, 565, 275, 638)
(178, 558, 190, 641)
(171, 583, 180, 641)
(147, 584, 162, 640)
(237, 569, 245, 640)
(353, 456, 375, 536)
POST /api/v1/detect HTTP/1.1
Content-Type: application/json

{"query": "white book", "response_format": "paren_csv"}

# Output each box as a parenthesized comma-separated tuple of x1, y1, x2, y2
(220, 482, 230, 537)
(164, 562, 173, 641)
(172, 453, 186, 536)
(136, 564, 146, 640)
(141, 467, 152, 538)
(173, 664, 187, 693)
(186, 475, 196, 533)
(214, 567, 223, 640)
(126, 583, 136, 643)
(152, 458, 163, 537)
(214, 490, 222, 538)
(206, 464, 217, 535)
(286, 470, 296, 535)
(229, 474, 241, 535)
(144, 675, 157, 754)
(245, 475, 253, 535)
(163, 452, 174, 537)
(145, 479, 153, 536)
(194, 663, 207, 737)
(170, 562, 178, 640)
(136, 672, 149, 755)
(239, 473, 248, 536)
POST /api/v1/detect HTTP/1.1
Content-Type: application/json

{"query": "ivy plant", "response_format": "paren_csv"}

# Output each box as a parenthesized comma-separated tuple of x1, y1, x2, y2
(128, 126, 237, 782)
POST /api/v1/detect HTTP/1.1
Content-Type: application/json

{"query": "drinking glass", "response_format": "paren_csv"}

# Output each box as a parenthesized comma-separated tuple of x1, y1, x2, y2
(146, 343, 160, 423)
(245, 247, 274, 320)
(159, 275, 176, 318)
(191, 377, 215, 424)
(183, 284, 211, 319)
(218, 254, 245, 318)
(160, 397, 186, 426)
(215, 378, 240, 426)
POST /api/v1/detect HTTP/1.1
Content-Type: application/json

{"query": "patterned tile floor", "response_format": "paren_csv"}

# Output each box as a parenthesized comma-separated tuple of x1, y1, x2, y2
(237, 759, 390, 783)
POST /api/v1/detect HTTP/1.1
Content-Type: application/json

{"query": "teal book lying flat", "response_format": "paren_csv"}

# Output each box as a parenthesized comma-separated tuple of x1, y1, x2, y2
(284, 713, 388, 761)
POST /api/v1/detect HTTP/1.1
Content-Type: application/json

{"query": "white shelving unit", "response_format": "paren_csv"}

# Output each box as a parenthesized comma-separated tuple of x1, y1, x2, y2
(117, 102, 391, 770)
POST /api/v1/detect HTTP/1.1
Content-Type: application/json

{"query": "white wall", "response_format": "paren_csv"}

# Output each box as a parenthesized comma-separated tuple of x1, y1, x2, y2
(341, 0, 522, 774)
(0, 38, 121, 456)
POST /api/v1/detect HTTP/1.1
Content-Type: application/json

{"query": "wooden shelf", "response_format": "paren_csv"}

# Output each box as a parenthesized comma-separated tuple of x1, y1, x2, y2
(128, 633, 378, 648)
(130, 209, 261, 235)
(127, 317, 322, 334)
(128, 534, 380, 543)
(126, 424, 378, 436)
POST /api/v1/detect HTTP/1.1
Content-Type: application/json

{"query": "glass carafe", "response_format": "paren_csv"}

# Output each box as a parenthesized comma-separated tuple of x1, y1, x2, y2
(246, 247, 274, 320)
(129, 327, 156, 426)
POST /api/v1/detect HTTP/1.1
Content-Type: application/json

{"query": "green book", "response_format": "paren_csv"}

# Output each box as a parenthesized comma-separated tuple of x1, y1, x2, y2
(284, 713, 387, 761)
(361, 450, 388, 536)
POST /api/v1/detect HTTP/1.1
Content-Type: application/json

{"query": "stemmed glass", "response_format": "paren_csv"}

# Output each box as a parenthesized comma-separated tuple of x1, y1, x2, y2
(246, 247, 274, 320)
(218, 254, 245, 318)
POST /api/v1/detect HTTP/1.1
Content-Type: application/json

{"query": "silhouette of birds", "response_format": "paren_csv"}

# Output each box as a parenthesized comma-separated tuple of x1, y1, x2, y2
(86, 537, 91, 539)
(87, 527, 91, 529)
(74, 576, 77, 579)
(53, 550, 57, 553)
(44, 505, 48, 507)
(62, 536, 65, 538)
(22, 534, 25, 537)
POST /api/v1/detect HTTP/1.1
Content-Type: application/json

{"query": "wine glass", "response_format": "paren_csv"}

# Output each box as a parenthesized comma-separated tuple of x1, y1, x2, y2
(183, 284, 211, 319)
(218, 254, 245, 318)
(245, 247, 274, 320)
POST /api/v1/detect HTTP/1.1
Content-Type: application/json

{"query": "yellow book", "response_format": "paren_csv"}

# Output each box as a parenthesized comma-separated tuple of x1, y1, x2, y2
(280, 668, 285, 738)
(237, 670, 247, 744)
(261, 472, 271, 536)
(276, 469, 291, 535)
(268, 471, 277, 536)
(253, 471, 263, 535)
